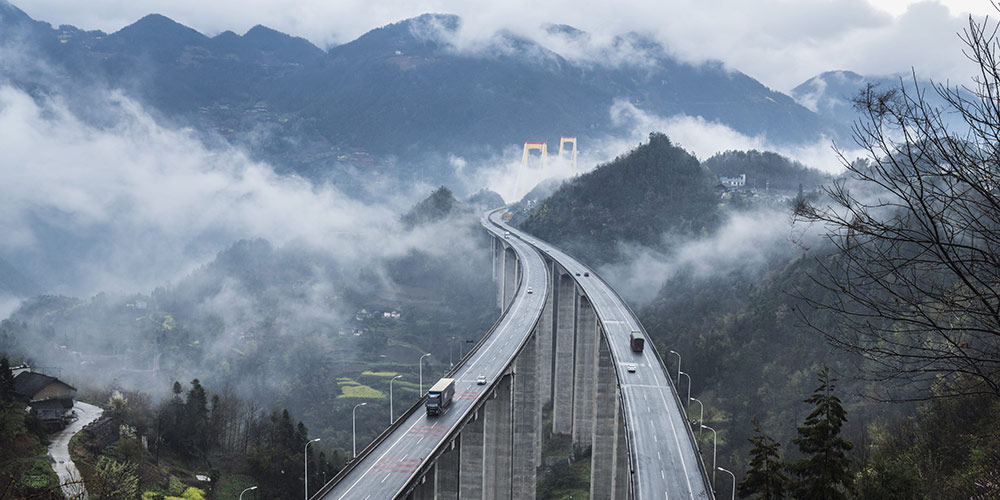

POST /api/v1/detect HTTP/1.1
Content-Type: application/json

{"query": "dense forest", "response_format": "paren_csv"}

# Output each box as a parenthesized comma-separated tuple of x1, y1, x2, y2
(519, 125, 1000, 498)
(521, 132, 720, 265)
(0, 189, 499, 499)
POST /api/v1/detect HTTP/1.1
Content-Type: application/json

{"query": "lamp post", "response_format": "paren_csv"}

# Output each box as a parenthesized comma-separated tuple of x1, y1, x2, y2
(352, 403, 367, 458)
(304, 438, 320, 500)
(239, 486, 257, 500)
(461, 339, 475, 359)
(389, 375, 403, 424)
(702, 424, 718, 486)
(419, 353, 432, 394)
(718, 466, 736, 500)
(449, 337, 456, 367)
(678, 371, 692, 411)
(689, 397, 704, 438)
(669, 350, 681, 383)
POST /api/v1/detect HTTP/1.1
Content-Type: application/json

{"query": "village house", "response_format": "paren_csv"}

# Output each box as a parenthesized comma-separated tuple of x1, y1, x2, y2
(12, 368, 77, 427)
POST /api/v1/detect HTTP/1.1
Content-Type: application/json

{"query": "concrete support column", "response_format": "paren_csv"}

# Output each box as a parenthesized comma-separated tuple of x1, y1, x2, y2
(492, 236, 498, 281)
(503, 247, 517, 309)
(535, 259, 555, 464)
(572, 296, 598, 450)
(484, 374, 513, 500)
(411, 463, 436, 500)
(613, 404, 630, 499)
(513, 333, 539, 500)
(590, 334, 617, 500)
(460, 410, 485, 499)
(538, 259, 555, 406)
(436, 437, 461, 500)
(553, 270, 576, 434)
(497, 240, 506, 310)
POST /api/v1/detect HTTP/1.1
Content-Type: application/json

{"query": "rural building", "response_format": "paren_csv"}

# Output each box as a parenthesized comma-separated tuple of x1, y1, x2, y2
(12, 370, 77, 426)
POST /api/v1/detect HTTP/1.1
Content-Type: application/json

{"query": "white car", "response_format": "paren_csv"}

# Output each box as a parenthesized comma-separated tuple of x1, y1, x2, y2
(477, 375, 487, 385)
(527, 287, 534, 294)
(627, 364, 637, 373)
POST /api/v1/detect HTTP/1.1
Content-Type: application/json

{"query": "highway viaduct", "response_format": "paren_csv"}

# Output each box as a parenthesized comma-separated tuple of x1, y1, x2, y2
(313, 210, 713, 499)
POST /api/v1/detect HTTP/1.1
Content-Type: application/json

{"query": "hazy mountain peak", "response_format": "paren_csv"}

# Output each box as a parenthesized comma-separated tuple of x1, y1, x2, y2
(113, 12, 207, 42)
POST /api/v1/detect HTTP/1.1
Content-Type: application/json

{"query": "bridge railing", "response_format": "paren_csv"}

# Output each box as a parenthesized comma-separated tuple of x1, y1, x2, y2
(504, 217, 715, 500)
(396, 214, 544, 497)
(311, 217, 526, 499)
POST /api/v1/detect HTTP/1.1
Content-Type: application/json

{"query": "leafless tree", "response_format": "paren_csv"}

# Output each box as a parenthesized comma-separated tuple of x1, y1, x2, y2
(795, 9, 1000, 401)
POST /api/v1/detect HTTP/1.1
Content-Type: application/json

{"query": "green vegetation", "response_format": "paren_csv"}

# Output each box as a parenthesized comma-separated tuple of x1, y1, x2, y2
(336, 378, 385, 399)
(521, 132, 719, 265)
(702, 150, 831, 191)
(65, 380, 346, 500)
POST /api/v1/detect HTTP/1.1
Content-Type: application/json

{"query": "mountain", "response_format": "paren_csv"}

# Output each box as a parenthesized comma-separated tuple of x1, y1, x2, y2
(791, 70, 970, 133)
(703, 149, 832, 191)
(1, 4, 847, 185)
(519, 132, 719, 265)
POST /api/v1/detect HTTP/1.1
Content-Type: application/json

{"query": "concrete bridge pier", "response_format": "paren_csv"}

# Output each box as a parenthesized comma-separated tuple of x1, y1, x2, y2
(409, 463, 436, 500)
(572, 295, 598, 450)
(459, 410, 485, 499)
(502, 246, 518, 309)
(513, 332, 539, 500)
(614, 404, 630, 499)
(552, 268, 577, 434)
(483, 373, 514, 500)
(435, 437, 461, 500)
(591, 334, 618, 499)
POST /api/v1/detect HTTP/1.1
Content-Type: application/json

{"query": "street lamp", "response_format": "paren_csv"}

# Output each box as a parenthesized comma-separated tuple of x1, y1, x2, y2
(689, 397, 704, 438)
(449, 337, 456, 367)
(702, 424, 718, 486)
(352, 403, 367, 458)
(419, 353, 432, 394)
(461, 339, 475, 359)
(678, 371, 692, 411)
(304, 438, 320, 500)
(239, 486, 257, 500)
(669, 350, 681, 383)
(389, 375, 403, 424)
(718, 466, 736, 500)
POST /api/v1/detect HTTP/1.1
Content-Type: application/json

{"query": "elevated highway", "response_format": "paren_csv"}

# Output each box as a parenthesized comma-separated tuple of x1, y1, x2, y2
(496, 214, 713, 499)
(314, 209, 714, 499)
(315, 212, 549, 499)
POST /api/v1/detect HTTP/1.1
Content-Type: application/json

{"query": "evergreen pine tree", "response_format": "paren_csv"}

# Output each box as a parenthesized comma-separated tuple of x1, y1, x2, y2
(737, 417, 788, 499)
(0, 356, 15, 403)
(791, 366, 854, 500)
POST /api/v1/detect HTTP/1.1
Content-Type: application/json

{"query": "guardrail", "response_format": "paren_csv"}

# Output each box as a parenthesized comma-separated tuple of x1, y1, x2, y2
(311, 214, 528, 499)
(593, 268, 717, 499)
(396, 211, 544, 497)
(502, 217, 715, 499)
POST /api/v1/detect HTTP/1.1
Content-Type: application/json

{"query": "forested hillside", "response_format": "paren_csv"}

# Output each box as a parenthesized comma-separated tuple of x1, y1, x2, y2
(702, 150, 832, 191)
(520, 133, 719, 265)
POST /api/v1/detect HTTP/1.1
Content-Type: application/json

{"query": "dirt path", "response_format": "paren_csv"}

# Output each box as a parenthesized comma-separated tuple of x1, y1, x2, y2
(48, 401, 103, 499)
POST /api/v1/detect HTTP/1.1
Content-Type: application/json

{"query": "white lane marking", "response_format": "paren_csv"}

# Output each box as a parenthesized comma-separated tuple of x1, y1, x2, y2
(381, 474, 390, 483)
(333, 217, 548, 499)
(661, 470, 665, 479)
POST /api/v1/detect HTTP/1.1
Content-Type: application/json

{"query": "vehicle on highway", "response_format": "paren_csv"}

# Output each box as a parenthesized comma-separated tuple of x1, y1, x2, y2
(584, 272, 590, 277)
(527, 287, 533, 294)
(575, 272, 581, 276)
(627, 363, 637, 372)
(629, 330, 645, 352)
(425, 378, 456, 416)
(476, 375, 487, 385)
(504, 231, 510, 239)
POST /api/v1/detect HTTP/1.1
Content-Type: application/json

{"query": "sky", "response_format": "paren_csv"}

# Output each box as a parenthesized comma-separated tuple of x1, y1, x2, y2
(15, 0, 994, 91)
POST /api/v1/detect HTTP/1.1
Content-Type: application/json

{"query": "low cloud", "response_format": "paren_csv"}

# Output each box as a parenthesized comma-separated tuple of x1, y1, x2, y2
(17, 1, 983, 92)
(600, 207, 816, 305)
(608, 100, 857, 173)
(0, 85, 460, 297)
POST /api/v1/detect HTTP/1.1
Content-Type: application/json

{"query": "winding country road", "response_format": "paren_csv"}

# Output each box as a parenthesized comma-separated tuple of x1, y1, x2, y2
(48, 401, 103, 499)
